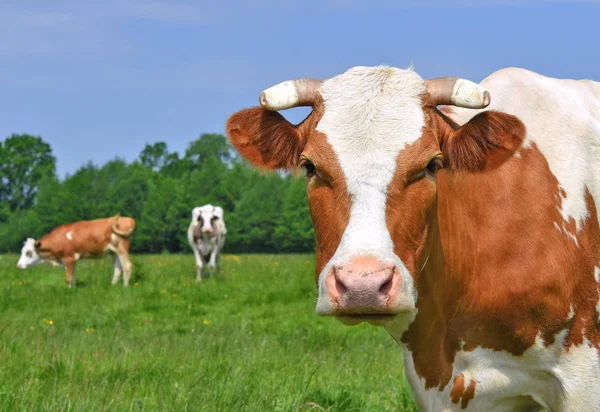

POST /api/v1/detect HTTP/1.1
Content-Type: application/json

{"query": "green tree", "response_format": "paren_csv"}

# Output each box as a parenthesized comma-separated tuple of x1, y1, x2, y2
(273, 177, 314, 252)
(134, 176, 181, 253)
(0, 134, 56, 212)
(227, 174, 286, 253)
(0, 130, 320, 255)
(184, 133, 234, 170)
(138, 142, 183, 176)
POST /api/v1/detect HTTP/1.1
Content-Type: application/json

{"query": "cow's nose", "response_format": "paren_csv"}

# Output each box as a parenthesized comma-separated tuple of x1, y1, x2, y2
(325, 256, 401, 314)
(16, 264, 22, 269)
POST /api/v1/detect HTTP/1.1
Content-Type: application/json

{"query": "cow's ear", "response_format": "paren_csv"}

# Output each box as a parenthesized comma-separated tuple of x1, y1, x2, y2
(440, 111, 526, 172)
(34, 241, 42, 250)
(226, 107, 306, 170)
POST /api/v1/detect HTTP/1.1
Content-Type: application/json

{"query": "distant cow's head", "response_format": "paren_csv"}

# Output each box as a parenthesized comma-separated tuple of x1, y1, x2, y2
(16, 238, 43, 269)
(226, 66, 524, 328)
(192, 204, 219, 235)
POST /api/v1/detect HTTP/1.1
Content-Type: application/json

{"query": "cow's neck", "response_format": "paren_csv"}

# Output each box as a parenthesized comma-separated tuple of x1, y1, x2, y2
(386, 146, 600, 392)
(386, 194, 457, 390)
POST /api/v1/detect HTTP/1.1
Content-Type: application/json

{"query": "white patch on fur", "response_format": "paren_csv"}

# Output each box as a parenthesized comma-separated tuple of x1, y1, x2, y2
(446, 67, 600, 233)
(191, 204, 219, 233)
(567, 304, 575, 321)
(74, 253, 81, 261)
(314, 66, 423, 313)
(553, 222, 579, 246)
(398, 329, 600, 411)
(16, 238, 43, 268)
(66, 231, 73, 241)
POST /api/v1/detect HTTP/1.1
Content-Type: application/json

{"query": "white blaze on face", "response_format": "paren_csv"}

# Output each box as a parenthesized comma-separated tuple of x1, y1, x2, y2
(315, 66, 426, 307)
(192, 204, 217, 233)
(16, 238, 43, 269)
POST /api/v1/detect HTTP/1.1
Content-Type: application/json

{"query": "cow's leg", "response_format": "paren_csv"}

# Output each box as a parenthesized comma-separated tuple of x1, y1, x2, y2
(64, 258, 76, 288)
(188, 233, 204, 281)
(216, 250, 221, 274)
(122, 255, 133, 287)
(111, 237, 133, 287)
(193, 249, 204, 281)
(198, 254, 210, 281)
(116, 253, 133, 287)
(208, 247, 219, 276)
(111, 255, 122, 285)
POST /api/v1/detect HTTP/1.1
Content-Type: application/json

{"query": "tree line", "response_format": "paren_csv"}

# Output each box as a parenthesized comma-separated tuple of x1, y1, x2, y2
(0, 133, 315, 254)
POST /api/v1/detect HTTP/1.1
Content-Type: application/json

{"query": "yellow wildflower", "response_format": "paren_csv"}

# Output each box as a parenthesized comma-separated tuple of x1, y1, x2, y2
(203, 320, 211, 325)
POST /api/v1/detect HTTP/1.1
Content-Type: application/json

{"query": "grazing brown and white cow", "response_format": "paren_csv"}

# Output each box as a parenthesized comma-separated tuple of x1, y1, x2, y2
(226, 66, 600, 411)
(187, 204, 227, 280)
(17, 215, 136, 287)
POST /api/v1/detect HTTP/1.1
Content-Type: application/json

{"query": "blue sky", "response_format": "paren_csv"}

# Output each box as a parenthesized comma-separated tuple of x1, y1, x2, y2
(0, 0, 598, 177)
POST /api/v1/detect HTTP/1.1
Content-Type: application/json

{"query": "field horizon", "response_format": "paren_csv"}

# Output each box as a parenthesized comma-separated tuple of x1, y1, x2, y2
(0, 253, 418, 411)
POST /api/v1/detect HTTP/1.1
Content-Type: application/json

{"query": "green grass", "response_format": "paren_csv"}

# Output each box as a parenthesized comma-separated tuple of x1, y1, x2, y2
(0, 253, 418, 411)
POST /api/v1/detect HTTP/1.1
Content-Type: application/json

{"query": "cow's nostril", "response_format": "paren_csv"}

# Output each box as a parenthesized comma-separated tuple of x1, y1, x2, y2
(379, 274, 394, 295)
(333, 269, 347, 295)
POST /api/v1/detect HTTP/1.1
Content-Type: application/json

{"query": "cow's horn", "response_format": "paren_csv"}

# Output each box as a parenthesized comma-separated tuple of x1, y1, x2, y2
(259, 78, 323, 111)
(425, 77, 491, 109)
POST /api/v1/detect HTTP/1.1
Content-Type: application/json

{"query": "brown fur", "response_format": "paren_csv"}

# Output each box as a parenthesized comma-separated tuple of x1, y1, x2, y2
(226, 87, 600, 408)
(35, 216, 136, 287)
(400, 139, 600, 391)
(226, 108, 308, 170)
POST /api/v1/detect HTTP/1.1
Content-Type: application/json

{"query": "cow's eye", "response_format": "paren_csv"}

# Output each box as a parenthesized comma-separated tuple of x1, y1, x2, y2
(426, 157, 444, 175)
(26, 251, 32, 258)
(301, 160, 316, 178)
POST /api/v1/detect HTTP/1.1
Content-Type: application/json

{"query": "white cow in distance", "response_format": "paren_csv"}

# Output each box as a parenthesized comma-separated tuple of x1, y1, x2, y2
(187, 204, 227, 280)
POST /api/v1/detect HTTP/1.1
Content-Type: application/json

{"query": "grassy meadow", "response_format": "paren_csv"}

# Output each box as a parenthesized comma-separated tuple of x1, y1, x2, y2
(0, 253, 418, 411)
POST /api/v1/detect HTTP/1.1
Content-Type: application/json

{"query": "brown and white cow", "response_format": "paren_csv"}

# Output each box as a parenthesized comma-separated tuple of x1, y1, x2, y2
(17, 215, 136, 287)
(226, 66, 600, 411)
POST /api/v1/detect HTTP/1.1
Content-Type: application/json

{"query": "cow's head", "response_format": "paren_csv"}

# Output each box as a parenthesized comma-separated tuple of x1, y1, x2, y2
(226, 66, 524, 329)
(192, 204, 219, 236)
(16, 238, 43, 269)
(213, 206, 224, 221)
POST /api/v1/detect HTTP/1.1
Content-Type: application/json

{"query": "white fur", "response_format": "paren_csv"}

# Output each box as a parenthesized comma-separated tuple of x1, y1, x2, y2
(187, 204, 227, 280)
(447, 67, 600, 234)
(66, 231, 73, 240)
(396, 327, 600, 411)
(314, 66, 423, 314)
(16, 238, 43, 268)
